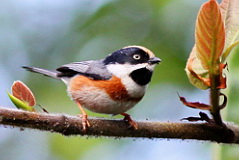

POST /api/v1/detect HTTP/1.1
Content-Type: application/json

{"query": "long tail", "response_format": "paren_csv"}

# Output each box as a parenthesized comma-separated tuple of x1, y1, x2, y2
(22, 66, 60, 79)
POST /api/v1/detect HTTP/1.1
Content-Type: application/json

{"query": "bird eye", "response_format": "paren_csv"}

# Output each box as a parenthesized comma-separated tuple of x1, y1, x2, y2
(133, 54, 141, 60)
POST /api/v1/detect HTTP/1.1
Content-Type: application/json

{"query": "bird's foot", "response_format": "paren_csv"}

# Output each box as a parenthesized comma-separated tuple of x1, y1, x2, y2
(121, 113, 138, 130)
(78, 114, 90, 132)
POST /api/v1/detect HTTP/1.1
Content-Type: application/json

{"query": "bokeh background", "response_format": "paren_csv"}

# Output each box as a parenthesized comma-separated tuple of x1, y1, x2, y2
(0, 0, 238, 159)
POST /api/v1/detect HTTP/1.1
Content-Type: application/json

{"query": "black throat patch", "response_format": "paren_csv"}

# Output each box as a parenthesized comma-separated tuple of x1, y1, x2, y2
(129, 68, 153, 86)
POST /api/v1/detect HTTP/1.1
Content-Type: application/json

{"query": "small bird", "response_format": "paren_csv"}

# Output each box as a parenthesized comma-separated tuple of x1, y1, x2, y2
(23, 46, 161, 131)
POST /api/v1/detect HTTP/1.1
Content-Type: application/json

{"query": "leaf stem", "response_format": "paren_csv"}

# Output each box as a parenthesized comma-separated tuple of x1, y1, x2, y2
(210, 73, 223, 126)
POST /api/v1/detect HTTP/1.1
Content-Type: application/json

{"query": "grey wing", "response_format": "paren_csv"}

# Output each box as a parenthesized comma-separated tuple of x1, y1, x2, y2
(56, 60, 112, 80)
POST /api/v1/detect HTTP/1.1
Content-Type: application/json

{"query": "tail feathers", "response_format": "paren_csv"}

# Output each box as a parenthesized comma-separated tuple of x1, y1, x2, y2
(22, 66, 60, 79)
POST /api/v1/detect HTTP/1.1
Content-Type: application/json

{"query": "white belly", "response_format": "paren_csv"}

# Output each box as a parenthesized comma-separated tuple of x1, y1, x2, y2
(68, 86, 139, 114)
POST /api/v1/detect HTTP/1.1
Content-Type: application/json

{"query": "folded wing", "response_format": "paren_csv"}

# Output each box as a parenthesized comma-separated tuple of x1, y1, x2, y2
(57, 60, 112, 80)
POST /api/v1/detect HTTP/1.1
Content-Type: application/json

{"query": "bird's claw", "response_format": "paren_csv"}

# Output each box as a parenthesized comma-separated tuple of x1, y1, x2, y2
(78, 114, 90, 132)
(122, 113, 138, 130)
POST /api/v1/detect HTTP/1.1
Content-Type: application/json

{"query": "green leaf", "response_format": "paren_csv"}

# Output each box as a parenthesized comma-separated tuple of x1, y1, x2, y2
(7, 92, 35, 112)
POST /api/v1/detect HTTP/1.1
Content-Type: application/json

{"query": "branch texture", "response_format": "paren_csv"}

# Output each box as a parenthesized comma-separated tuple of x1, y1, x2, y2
(0, 107, 239, 144)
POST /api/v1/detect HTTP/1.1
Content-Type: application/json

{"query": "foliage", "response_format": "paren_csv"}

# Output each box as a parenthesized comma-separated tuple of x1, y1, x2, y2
(186, 0, 239, 90)
(182, 0, 239, 126)
(8, 81, 35, 112)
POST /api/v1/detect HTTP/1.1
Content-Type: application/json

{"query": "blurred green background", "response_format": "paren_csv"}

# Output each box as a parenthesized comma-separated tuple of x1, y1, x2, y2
(0, 0, 238, 160)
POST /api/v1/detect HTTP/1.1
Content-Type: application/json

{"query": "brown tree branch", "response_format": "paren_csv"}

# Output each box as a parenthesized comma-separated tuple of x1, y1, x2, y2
(0, 107, 239, 144)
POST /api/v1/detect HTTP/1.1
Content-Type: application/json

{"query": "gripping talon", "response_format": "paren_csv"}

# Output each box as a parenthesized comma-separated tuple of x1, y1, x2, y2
(121, 113, 138, 130)
(76, 101, 90, 132)
(78, 114, 90, 132)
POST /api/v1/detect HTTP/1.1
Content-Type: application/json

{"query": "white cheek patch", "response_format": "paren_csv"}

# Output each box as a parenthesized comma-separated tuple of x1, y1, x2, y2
(106, 63, 148, 77)
(107, 64, 148, 98)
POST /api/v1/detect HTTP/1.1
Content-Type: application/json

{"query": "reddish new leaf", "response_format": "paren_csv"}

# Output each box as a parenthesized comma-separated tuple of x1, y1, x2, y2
(196, 0, 225, 69)
(12, 81, 36, 106)
(178, 94, 211, 110)
(220, 0, 239, 62)
(186, 0, 227, 90)
(186, 47, 211, 89)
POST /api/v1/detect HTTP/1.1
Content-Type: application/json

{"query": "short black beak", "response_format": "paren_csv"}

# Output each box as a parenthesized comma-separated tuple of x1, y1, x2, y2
(148, 57, 161, 64)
